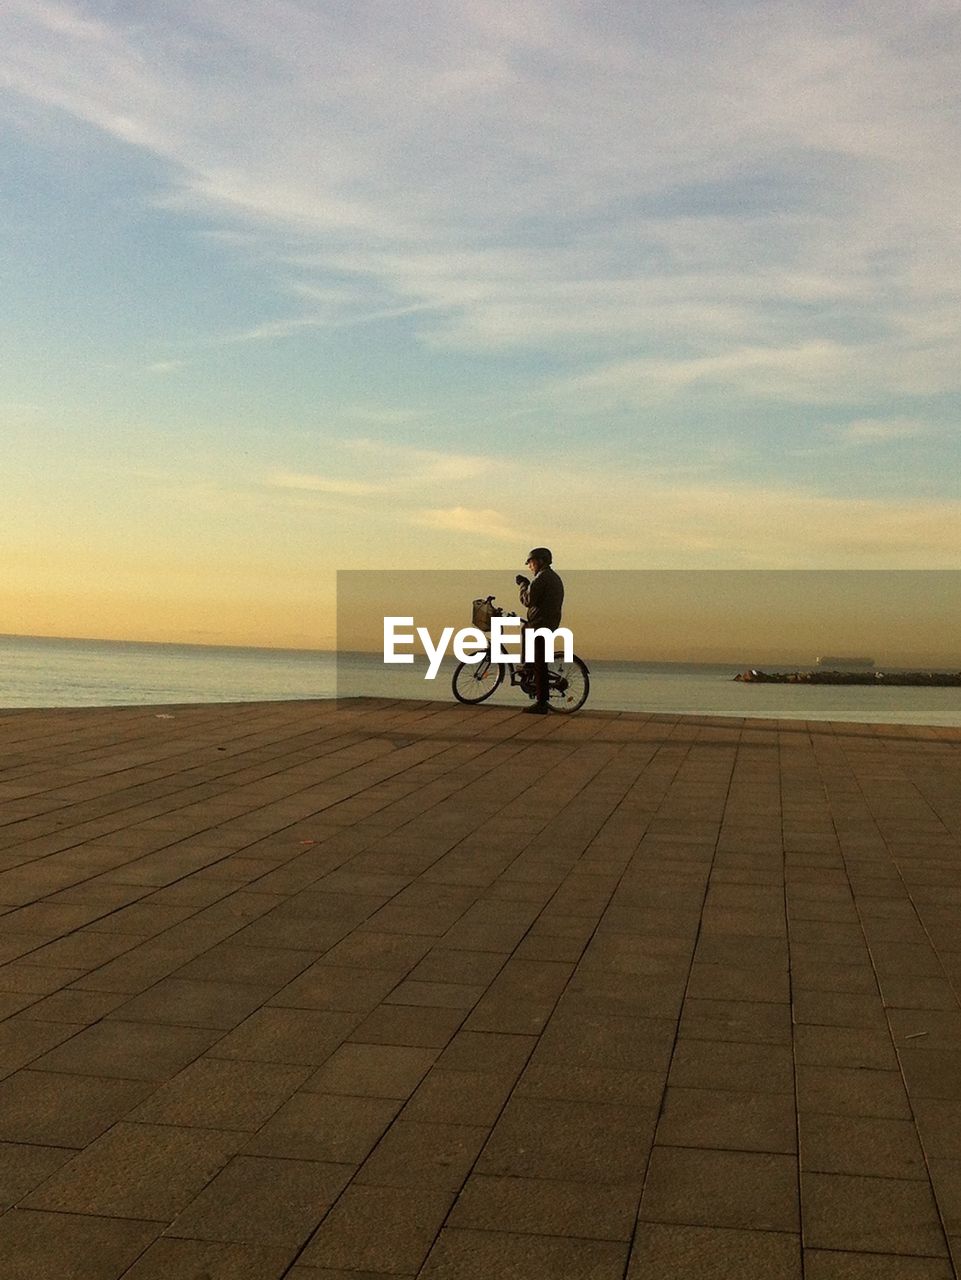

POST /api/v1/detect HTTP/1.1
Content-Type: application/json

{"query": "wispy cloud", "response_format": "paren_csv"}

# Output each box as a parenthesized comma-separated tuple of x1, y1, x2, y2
(260, 444, 502, 508)
(3, 0, 961, 407)
(342, 439, 500, 484)
(412, 505, 522, 543)
(4, 0, 961, 602)
(266, 471, 384, 497)
(836, 417, 932, 445)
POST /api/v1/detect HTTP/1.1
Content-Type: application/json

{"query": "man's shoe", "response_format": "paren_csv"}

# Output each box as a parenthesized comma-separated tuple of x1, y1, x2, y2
(523, 703, 550, 715)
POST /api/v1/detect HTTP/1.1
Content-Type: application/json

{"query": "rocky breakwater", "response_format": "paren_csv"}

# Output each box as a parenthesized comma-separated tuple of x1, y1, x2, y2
(735, 669, 961, 686)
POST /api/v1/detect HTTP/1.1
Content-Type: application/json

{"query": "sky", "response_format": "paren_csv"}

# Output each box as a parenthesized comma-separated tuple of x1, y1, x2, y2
(2, 1, 961, 653)
(339, 571, 961, 666)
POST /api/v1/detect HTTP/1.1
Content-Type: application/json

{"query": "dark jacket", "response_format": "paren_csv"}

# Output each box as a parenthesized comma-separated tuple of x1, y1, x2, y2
(520, 567, 564, 630)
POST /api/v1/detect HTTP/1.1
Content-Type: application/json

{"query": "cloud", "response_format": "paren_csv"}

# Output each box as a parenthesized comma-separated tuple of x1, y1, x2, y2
(398, 477, 961, 568)
(523, 473, 961, 568)
(556, 341, 854, 407)
(3, 0, 961, 406)
(412, 505, 522, 543)
(342, 439, 500, 484)
(266, 471, 384, 497)
(837, 417, 932, 445)
(260, 444, 502, 508)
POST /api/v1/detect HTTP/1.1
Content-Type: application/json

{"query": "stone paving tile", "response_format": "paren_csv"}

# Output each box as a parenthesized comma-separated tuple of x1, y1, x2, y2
(0, 991, 40, 1019)
(687, 961, 790, 1003)
(382, 978, 486, 1010)
(801, 1172, 948, 1256)
(530, 1011, 677, 1073)
(792, 990, 889, 1029)
(167, 1154, 351, 1245)
(667, 1038, 795, 1094)
(640, 1146, 800, 1232)
(477, 1096, 656, 1184)
(312, 931, 434, 973)
(83, 903, 199, 937)
(899, 1049, 961, 1100)
(298, 1184, 453, 1273)
(207, 1008, 361, 1065)
(693, 937, 787, 969)
(913, 1098, 961, 1160)
(128, 1057, 311, 1130)
(26, 987, 130, 1024)
(796, 1064, 913, 1119)
(0, 1016, 81, 1080)
(69, 944, 208, 995)
(435, 1029, 537, 1075)
(803, 1251, 954, 1280)
(29, 1018, 220, 1081)
(406, 948, 508, 986)
(402, 1066, 518, 1125)
(890, 1008, 961, 1047)
(658, 1086, 798, 1154)
(462, 958, 574, 1036)
(286, 1269, 415, 1279)
(627, 1223, 801, 1280)
(4, 703, 961, 1276)
(356, 1118, 488, 1191)
(268, 963, 402, 1013)
(107, 977, 277, 1030)
(514, 1060, 665, 1107)
(0, 903, 112, 933)
(794, 1024, 899, 1071)
(302, 1041, 437, 1101)
(557, 973, 686, 1019)
(800, 1113, 928, 1179)
(0, 1069, 152, 1147)
(173, 942, 317, 987)
(348, 1002, 467, 1048)
(17, 930, 149, 973)
(21, 1121, 240, 1219)
(244, 1091, 401, 1163)
(679, 997, 792, 1046)
(118, 1238, 295, 1280)
(420, 1227, 630, 1278)
(0, 1209, 159, 1280)
(791, 962, 880, 995)
(0, 1141, 76, 1209)
(450, 1172, 638, 1241)
(931, 1162, 961, 1245)
(881, 976, 960, 1010)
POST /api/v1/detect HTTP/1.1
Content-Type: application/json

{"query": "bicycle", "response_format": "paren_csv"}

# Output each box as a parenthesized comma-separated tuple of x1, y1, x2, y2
(451, 596, 590, 713)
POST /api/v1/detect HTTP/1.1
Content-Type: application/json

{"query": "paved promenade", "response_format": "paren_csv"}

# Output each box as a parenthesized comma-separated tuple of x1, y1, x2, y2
(1, 697, 960, 1279)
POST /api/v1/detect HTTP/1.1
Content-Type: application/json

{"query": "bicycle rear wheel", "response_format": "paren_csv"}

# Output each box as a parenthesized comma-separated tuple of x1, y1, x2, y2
(547, 656, 590, 713)
(452, 656, 504, 704)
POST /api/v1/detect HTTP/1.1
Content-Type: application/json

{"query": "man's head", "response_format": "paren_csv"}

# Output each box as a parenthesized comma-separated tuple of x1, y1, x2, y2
(526, 547, 553, 574)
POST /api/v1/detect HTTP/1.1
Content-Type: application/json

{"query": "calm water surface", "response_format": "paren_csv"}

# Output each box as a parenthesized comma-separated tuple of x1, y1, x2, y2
(2, 634, 960, 725)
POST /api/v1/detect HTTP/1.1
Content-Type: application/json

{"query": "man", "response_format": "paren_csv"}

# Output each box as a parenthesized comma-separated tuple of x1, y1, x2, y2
(517, 547, 564, 714)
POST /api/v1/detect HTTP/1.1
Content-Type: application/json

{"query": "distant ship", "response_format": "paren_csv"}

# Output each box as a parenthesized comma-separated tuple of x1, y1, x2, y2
(815, 656, 875, 670)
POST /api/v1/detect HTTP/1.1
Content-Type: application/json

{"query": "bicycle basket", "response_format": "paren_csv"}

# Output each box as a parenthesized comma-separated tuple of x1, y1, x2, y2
(472, 598, 500, 631)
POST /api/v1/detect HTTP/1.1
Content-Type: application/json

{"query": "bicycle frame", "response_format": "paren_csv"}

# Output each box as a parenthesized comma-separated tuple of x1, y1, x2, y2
(454, 596, 590, 712)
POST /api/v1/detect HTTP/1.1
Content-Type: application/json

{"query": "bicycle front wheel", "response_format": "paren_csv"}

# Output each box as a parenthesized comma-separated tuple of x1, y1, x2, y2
(452, 657, 504, 704)
(547, 656, 590, 713)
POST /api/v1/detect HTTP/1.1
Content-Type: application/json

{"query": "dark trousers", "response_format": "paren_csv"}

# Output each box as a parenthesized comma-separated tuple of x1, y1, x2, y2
(531, 633, 549, 706)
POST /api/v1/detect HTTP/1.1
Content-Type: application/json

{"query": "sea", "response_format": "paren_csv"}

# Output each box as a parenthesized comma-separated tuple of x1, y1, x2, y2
(2, 634, 961, 726)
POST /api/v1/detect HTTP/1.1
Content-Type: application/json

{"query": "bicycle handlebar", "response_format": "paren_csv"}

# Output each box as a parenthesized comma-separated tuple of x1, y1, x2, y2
(482, 595, 520, 620)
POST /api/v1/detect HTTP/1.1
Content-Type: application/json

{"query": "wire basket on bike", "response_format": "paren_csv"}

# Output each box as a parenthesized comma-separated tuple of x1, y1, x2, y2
(471, 597, 502, 632)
